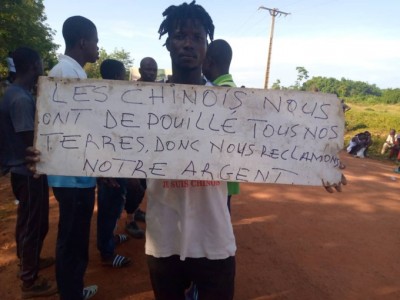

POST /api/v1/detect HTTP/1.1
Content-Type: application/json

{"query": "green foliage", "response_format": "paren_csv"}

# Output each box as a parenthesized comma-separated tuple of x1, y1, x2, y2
(290, 66, 309, 90)
(273, 67, 384, 99)
(380, 88, 400, 104)
(274, 66, 400, 105)
(0, 0, 59, 77)
(85, 48, 134, 79)
(271, 79, 281, 90)
(302, 76, 381, 97)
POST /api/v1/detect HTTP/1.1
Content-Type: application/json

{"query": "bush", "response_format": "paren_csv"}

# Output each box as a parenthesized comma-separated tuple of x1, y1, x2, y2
(380, 89, 400, 104)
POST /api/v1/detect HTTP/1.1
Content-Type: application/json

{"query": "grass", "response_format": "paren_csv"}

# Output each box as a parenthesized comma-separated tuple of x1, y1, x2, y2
(344, 102, 400, 161)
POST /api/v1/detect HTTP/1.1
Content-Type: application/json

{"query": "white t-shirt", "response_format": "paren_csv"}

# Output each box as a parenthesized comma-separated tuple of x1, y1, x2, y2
(48, 54, 87, 79)
(385, 134, 397, 146)
(47, 54, 96, 188)
(145, 179, 236, 260)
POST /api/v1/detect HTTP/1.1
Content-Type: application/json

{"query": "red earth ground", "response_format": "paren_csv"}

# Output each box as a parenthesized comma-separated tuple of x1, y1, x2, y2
(1, 152, 399, 300)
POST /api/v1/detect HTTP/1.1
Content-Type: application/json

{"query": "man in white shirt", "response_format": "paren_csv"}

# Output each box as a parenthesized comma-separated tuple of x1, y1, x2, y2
(381, 129, 396, 155)
(145, 2, 236, 300)
(47, 16, 99, 300)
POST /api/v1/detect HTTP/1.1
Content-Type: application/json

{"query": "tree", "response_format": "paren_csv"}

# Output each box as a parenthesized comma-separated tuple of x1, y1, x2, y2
(302, 76, 381, 97)
(85, 48, 134, 79)
(271, 79, 282, 90)
(0, 0, 59, 78)
(290, 66, 309, 90)
(274, 66, 309, 90)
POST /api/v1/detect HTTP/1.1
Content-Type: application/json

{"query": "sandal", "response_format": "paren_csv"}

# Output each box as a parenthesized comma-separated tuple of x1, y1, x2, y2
(21, 275, 58, 299)
(83, 285, 98, 300)
(114, 234, 129, 245)
(102, 254, 131, 268)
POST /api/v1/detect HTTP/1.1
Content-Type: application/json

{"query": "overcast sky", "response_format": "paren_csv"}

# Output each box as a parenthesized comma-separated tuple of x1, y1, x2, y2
(43, 0, 400, 89)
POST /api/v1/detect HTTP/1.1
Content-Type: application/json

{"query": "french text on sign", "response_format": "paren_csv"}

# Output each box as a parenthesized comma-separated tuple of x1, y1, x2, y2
(35, 77, 344, 186)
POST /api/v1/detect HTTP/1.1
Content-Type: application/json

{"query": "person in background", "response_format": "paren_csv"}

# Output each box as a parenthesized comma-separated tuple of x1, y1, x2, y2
(123, 57, 159, 238)
(47, 16, 99, 300)
(347, 131, 372, 158)
(96, 59, 132, 267)
(381, 129, 397, 155)
(0, 47, 57, 299)
(389, 135, 400, 162)
(138, 57, 158, 82)
(124, 179, 146, 238)
(202, 39, 238, 213)
(341, 99, 351, 113)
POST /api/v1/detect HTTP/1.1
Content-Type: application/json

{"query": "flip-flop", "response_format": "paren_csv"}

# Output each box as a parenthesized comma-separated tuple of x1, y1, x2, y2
(102, 254, 131, 268)
(83, 285, 98, 300)
(114, 234, 129, 245)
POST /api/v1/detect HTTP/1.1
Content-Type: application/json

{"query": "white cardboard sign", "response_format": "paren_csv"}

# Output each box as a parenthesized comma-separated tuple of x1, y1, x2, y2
(34, 77, 344, 186)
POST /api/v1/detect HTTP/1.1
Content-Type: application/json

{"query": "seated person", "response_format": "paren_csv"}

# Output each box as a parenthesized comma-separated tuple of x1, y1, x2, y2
(347, 131, 372, 158)
(381, 129, 397, 155)
(389, 136, 400, 161)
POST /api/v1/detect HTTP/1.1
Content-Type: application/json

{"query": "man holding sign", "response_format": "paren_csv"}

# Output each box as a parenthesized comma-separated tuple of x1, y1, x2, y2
(145, 3, 345, 299)
(144, 2, 236, 299)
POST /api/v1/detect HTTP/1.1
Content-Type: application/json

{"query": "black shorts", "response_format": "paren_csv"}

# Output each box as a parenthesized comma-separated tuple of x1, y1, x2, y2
(147, 254, 235, 300)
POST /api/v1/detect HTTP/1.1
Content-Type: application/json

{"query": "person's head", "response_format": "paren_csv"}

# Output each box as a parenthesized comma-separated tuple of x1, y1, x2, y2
(139, 57, 158, 82)
(202, 39, 232, 82)
(62, 16, 99, 64)
(158, 1, 214, 72)
(13, 47, 43, 82)
(100, 59, 126, 80)
(389, 129, 396, 136)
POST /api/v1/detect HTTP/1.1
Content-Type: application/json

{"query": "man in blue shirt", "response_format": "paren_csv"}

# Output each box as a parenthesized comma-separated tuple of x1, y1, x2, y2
(0, 47, 57, 299)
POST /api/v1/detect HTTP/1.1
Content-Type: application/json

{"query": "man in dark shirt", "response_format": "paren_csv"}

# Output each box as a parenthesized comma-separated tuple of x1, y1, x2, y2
(0, 47, 57, 299)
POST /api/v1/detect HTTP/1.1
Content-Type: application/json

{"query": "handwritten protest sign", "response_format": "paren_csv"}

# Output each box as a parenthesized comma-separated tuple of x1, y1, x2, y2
(34, 77, 344, 186)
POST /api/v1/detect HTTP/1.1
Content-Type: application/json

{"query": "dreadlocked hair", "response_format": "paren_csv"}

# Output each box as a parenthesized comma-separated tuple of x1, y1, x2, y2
(158, 1, 214, 42)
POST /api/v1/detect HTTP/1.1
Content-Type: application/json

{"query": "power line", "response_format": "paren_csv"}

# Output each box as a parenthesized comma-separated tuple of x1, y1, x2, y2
(232, 8, 262, 36)
(258, 6, 290, 89)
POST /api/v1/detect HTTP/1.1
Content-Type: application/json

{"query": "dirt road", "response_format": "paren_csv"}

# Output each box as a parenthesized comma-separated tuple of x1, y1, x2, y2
(1, 152, 399, 299)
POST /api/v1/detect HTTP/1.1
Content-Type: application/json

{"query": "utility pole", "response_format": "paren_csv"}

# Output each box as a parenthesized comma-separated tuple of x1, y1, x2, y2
(258, 6, 290, 89)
